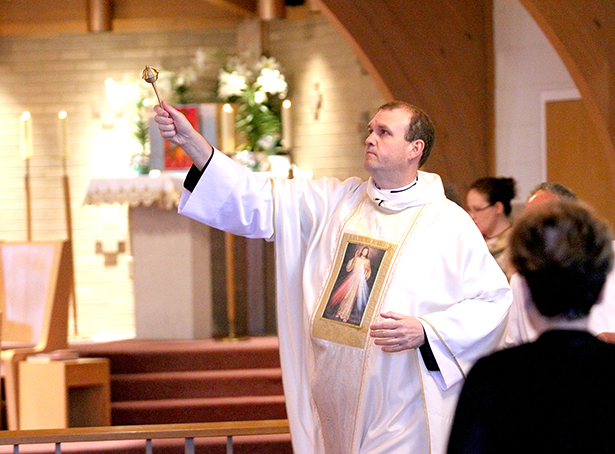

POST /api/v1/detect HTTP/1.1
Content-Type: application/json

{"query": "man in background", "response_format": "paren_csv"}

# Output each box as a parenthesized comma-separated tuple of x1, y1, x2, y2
(505, 181, 615, 346)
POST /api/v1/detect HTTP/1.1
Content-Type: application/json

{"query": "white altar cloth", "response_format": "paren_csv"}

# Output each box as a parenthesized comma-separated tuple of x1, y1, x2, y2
(83, 173, 185, 210)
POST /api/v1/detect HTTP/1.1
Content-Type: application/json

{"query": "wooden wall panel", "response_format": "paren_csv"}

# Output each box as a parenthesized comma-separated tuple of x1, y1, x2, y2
(317, 0, 494, 195)
(547, 100, 615, 228)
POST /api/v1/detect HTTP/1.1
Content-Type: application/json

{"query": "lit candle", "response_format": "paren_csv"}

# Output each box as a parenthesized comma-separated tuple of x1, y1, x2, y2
(282, 99, 292, 149)
(58, 110, 69, 158)
(20, 111, 33, 159)
(221, 103, 235, 153)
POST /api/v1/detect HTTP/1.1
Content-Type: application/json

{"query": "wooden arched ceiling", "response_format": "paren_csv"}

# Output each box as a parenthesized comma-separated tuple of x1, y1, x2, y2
(518, 0, 615, 178)
(317, 0, 494, 194)
(318, 0, 615, 195)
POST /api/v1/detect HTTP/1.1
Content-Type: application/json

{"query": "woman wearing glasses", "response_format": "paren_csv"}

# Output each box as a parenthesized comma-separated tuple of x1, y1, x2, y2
(466, 177, 516, 280)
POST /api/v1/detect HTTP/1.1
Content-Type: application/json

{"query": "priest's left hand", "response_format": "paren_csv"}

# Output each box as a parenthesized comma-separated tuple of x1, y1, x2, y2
(369, 312, 425, 352)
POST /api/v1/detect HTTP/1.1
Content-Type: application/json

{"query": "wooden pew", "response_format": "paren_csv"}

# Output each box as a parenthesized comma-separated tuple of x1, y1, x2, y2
(0, 241, 72, 430)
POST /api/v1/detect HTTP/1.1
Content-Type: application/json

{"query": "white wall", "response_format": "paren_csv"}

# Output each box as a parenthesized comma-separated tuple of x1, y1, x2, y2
(494, 0, 579, 203)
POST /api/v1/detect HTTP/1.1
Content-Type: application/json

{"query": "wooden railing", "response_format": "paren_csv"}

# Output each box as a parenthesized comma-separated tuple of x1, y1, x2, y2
(0, 420, 290, 454)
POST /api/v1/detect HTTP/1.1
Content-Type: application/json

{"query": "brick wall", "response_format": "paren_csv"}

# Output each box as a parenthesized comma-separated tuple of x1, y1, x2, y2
(0, 16, 384, 340)
(269, 17, 385, 180)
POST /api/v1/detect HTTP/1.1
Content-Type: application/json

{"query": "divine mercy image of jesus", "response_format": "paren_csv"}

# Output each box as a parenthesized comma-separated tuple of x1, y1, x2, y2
(322, 243, 385, 326)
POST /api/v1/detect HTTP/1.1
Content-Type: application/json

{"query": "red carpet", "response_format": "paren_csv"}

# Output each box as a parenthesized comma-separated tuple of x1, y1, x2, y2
(72, 336, 287, 426)
(1, 337, 292, 454)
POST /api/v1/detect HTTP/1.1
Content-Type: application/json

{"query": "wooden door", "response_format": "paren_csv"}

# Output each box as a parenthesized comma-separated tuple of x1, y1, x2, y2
(546, 99, 615, 228)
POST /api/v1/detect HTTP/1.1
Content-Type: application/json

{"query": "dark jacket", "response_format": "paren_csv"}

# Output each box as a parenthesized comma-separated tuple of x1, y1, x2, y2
(447, 330, 615, 454)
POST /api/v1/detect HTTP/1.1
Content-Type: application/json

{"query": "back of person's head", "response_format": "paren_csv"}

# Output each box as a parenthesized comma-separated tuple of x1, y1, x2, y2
(526, 182, 577, 208)
(510, 201, 613, 319)
(378, 101, 435, 167)
(469, 177, 516, 216)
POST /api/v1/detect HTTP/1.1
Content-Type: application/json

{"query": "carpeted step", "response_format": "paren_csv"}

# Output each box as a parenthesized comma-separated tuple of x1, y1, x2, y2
(0, 433, 293, 454)
(112, 395, 288, 426)
(73, 338, 281, 374)
(67, 336, 288, 450)
(111, 367, 284, 401)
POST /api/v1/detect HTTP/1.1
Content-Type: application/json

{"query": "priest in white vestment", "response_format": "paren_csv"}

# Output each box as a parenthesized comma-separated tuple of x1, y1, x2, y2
(153, 100, 512, 454)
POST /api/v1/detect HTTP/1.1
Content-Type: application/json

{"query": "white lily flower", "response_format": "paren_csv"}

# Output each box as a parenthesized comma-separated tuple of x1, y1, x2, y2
(256, 68, 287, 96)
(218, 70, 248, 99)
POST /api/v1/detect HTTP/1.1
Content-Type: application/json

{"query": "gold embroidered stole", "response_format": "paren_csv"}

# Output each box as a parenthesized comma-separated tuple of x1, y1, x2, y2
(310, 197, 426, 452)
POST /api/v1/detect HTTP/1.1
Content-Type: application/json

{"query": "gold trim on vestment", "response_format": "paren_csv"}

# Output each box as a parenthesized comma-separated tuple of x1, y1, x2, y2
(418, 317, 467, 380)
(416, 350, 432, 454)
(350, 204, 428, 452)
(306, 193, 430, 452)
(312, 200, 427, 349)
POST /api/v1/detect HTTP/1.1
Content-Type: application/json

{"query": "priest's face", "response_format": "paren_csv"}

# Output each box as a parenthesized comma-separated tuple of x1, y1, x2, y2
(364, 108, 422, 189)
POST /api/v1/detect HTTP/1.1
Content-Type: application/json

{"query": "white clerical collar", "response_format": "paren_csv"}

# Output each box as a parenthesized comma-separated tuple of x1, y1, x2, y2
(367, 176, 420, 212)
(374, 176, 419, 194)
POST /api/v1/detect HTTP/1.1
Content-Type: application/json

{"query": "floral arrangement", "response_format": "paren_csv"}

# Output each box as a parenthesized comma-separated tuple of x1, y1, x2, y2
(217, 54, 288, 154)
(169, 48, 222, 105)
(105, 48, 221, 173)
(105, 50, 289, 173)
(130, 96, 151, 174)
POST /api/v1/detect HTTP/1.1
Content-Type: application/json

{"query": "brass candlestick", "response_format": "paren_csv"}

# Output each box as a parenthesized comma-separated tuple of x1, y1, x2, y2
(141, 65, 162, 107)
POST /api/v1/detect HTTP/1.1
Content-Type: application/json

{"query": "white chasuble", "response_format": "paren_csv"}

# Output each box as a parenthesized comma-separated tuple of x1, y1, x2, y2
(178, 150, 512, 454)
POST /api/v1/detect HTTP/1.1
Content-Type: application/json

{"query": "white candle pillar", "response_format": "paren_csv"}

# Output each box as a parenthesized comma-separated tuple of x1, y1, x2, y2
(281, 99, 292, 150)
(221, 103, 235, 153)
(20, 111, 33, 241)
(20, 111, 33, 160)
(58, 110, 69, 159)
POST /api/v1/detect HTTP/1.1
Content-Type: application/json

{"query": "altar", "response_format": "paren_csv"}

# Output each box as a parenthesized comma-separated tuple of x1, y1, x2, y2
(84, 172, 213, 339)
(83, 163, 300, 340)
